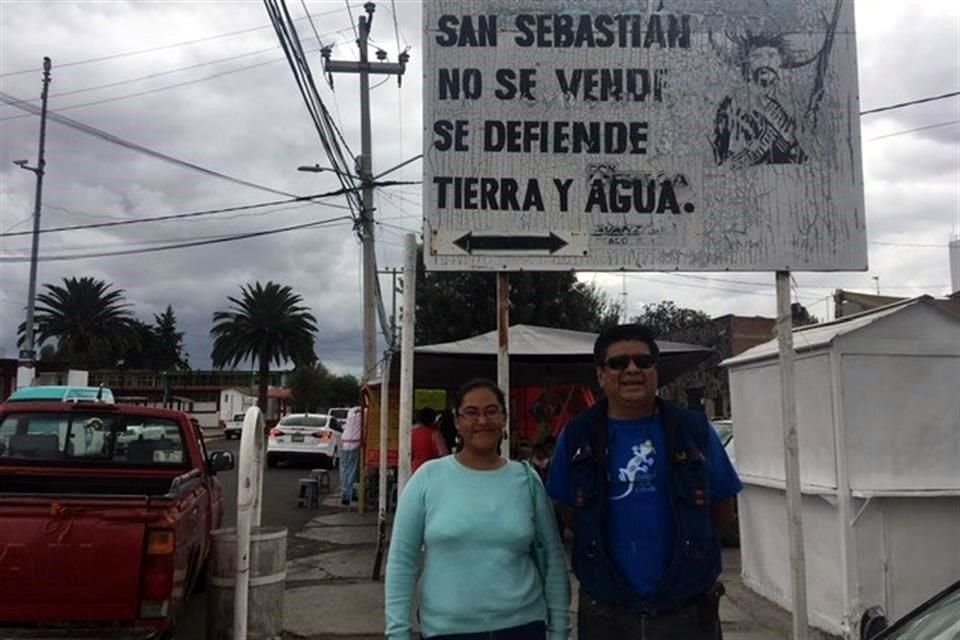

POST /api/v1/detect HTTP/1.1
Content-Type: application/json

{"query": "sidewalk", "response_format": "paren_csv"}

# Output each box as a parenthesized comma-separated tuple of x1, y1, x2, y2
(277, 492, 832, 639)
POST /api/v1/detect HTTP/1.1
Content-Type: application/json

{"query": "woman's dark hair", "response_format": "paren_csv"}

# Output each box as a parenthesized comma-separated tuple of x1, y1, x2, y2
(415, 407, 437, 425)
(593, 323, 660, 365)
(453, 378, 506, 411)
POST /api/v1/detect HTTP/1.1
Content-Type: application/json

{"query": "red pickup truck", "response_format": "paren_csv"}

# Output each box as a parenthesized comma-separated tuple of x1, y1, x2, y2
(0, 400, 235, 638)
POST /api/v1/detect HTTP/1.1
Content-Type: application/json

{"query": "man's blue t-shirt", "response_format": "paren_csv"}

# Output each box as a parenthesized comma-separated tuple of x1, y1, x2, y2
(546, 414, 742, 596)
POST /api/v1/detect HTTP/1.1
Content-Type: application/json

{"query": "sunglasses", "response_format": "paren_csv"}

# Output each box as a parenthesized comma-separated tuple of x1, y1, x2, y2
(602, 354, 659, 370)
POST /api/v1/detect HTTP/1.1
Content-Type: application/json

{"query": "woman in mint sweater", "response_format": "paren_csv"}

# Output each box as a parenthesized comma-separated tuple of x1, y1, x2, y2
(385, 379, 570, 640)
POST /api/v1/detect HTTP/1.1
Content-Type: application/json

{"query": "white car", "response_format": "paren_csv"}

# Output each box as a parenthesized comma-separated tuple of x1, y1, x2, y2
(266, 413, 341, 469)
(220, 413, 246, 440)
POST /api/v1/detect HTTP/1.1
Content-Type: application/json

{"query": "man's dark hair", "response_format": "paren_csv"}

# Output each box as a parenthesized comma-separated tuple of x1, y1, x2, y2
(593, 323, 660, 365)
(453, 378, 507, 411)
(415, 407, 437, 425)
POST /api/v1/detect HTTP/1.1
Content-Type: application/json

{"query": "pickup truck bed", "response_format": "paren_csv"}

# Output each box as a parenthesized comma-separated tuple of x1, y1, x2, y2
(0, 401, 233, 639)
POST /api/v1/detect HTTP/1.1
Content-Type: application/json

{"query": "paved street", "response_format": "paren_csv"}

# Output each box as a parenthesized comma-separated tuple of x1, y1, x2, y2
(178, 437, 347, 639)
(176, 437, 837, 640)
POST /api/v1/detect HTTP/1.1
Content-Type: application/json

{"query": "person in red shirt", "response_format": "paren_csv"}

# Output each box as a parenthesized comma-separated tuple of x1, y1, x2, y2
(410, 407, 449, 473)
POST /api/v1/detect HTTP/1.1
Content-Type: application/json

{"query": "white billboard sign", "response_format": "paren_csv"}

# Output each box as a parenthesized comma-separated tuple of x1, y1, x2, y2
(423, 0, 867, 272)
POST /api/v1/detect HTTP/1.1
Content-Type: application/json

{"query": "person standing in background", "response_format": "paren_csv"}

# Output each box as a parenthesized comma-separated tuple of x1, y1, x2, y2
(338, 406, 362, 506)
(411, 407, 449, 473)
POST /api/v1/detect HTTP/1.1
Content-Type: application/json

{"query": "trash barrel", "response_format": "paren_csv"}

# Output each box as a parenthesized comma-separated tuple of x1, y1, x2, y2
(207, 526, 287, 640)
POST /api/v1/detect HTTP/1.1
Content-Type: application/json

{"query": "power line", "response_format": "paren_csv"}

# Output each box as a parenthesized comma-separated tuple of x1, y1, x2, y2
(0, 4, 359, 77)
(664, 271, 948, 291)
(860, 90, 960, 116)
(390, 0, 403, 53)
(0, 215, 352, 263)
(265, 0, 366, 225)
(0, 189, 356, 238)
(866, 119, 960, 142)
(625, 272, 824, 301)
(301, 0, 328, 49)
(870, 240, 952, 248)
(0, 54, 311, 122)
(0, 27, 353, 111)
(3, 45, 282, 103)
(0, 214, 35, 235)
(0, 90, 301, 198)
(0, 40, 354, 122)
(344, 0, 359, 40)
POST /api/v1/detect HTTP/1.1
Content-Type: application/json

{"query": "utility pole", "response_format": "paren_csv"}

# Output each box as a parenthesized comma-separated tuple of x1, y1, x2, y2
(375, 267, 400, 346)
(15, 57, 52, 390)
(322, 2, 408, 383)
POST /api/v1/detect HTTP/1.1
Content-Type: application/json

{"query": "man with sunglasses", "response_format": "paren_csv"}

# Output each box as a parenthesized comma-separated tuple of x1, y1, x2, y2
(546, 324, 741, 639)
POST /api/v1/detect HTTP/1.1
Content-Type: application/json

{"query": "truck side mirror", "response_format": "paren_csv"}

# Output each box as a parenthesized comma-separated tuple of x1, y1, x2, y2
(208, 450, 235, 473)
(860, 606, 888, 640)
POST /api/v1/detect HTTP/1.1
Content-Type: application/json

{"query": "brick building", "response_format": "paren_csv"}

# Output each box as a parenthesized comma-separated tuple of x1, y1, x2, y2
(660, 314, 776, 418)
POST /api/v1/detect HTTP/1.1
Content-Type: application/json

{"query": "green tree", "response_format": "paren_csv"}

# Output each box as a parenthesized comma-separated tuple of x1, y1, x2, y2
(414, 246, 620, 344)
(791, 302, 819, 327)
(119, 307, 188, 371)
(288, 362, 329, 413)
(631, 301, 722, 411)
(325, 373, 360, 408)
(120, 319, 160, 369)
(210, 282, 318, 411)
(630, 301, 712, 338)
(17, 276, 138, 368)
(152, 305, 189, 370)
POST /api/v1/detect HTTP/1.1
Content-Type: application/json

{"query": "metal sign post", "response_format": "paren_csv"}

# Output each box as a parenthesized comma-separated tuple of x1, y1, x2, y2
(497, 272, 510, 459)
(776, 271, 809, 639)
(372, 349, 394, 580)
(397, 234, 417, 495)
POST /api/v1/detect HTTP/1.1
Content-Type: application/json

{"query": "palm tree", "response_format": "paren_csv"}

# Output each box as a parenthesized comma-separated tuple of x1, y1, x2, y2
(210, 281, 318, 411)
(18, 276, 137, 368)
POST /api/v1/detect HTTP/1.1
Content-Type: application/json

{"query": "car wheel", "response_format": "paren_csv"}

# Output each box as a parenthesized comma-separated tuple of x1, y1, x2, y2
(266, 453, 279, 468)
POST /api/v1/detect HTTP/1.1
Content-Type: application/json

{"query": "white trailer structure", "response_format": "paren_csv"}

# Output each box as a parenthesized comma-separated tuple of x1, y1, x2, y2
(219, 388, 256, 423)
(722, 296, 960, 638)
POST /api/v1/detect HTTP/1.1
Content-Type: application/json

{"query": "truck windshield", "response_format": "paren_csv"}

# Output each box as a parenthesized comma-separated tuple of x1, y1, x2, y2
(0, 412, 187, 466)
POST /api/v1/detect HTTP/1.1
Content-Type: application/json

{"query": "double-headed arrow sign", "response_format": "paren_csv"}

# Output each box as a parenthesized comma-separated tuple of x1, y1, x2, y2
(453, 232, 568, 254)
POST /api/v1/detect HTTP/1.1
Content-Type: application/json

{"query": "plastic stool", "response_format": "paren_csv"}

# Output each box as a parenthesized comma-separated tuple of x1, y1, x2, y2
(311, 469, 331, 493)
(298, 477, 320, 508)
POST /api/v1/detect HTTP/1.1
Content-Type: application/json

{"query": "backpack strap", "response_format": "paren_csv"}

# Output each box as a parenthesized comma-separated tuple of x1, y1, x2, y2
(589, 398, 609, 473)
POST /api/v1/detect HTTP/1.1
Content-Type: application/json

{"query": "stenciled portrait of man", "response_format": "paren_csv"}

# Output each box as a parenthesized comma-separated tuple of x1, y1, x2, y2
(709, 1, 842, 168)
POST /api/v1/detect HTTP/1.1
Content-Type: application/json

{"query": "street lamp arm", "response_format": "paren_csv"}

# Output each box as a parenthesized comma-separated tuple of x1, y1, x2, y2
(297, 164, 361, 181)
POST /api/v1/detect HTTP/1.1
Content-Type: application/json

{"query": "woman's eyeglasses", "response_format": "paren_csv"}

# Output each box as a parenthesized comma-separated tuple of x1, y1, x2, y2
(457, 406, 504, 421)
(602, 354, 659, 370)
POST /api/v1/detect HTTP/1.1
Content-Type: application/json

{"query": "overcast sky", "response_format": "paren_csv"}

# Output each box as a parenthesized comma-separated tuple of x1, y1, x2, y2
(1, 0, 958, 376)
